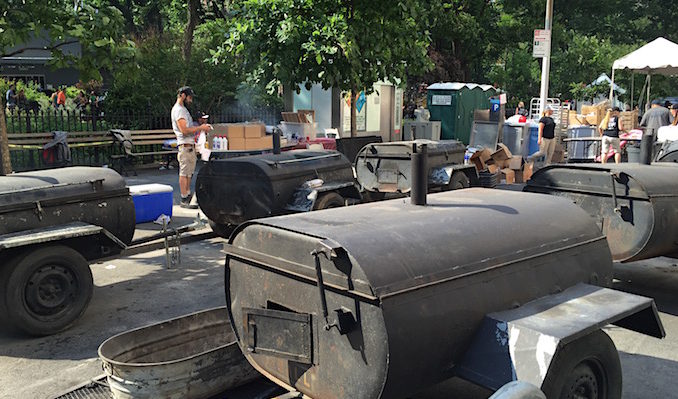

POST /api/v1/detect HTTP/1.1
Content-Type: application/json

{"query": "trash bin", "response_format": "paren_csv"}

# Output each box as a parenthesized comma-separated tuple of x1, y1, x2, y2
(626, 143, 641, 163)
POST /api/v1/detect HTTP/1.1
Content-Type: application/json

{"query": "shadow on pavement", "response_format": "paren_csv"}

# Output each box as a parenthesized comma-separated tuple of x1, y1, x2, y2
(612, 257, 678, 317)
(619, 351, 678, 398)
(0, 239, 227, 361)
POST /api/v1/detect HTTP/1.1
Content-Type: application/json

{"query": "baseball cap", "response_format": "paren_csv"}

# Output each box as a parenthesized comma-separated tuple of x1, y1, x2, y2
(671, 104, 678, 110)
(178, 86, 195, 97)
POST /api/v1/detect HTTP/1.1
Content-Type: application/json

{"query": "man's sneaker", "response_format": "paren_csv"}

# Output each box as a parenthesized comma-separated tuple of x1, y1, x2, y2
(180, 196, 199, 209)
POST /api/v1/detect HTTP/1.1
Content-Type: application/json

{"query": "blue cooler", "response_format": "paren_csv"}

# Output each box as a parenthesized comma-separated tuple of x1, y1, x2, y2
(129, 184, 174, 224)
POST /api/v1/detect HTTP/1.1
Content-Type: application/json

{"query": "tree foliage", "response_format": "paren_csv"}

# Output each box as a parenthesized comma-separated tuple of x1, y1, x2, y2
(218, 0, 433, 135)
(1, 0, 135, 81)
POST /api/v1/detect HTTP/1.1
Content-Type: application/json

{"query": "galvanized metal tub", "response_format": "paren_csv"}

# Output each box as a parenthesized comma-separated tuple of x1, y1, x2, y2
(98, 307, 259, 399)
(524, 163, 678, 262)
(354, 139, 469, 193)
(224, 188, 613, 399)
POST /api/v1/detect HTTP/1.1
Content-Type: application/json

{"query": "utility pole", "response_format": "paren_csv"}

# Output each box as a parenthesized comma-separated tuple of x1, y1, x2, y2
(538, 0, 554, 115)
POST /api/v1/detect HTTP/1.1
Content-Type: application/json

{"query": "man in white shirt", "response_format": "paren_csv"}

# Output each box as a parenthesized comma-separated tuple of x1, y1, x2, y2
(171, 86, 211, 208)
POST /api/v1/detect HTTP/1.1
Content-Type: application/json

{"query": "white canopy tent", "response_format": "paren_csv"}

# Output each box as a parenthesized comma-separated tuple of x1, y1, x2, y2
(610, 37, 678, 109)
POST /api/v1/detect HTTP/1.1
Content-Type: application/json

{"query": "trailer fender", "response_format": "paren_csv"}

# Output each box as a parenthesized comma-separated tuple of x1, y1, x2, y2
(285, 181, 359, 212)
(456, 283, 664, 391)
(0, 221, 127, 257)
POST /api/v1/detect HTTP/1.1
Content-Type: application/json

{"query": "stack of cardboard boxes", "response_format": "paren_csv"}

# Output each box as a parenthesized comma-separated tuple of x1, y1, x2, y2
(211, 123, 272, 151)
(470, 144, 534, 184)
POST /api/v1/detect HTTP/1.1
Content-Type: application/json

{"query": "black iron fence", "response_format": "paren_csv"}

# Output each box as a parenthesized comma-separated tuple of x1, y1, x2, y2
(4, 107, 282, 171)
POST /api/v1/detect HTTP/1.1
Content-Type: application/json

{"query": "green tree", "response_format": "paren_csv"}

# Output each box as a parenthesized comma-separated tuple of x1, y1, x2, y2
(219, 0, 432, 136)
(0, 0, 134, 174)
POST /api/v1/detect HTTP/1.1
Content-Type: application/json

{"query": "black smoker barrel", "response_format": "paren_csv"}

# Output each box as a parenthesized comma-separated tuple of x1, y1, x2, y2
(196, 150, 355, 230)
(355, 139, 466, 193)
(524, 163, 678, 262)
(0, 167, 135, 250)
(656, 140, 678, 163)
(224, 188, 613, 399)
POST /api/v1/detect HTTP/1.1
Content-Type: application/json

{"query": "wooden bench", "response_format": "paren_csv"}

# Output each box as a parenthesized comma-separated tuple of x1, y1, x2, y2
(8, 131, 114, 169)
(110, 129, 178, 176)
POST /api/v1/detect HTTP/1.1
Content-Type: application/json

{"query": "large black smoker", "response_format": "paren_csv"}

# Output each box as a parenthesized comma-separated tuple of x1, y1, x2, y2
(224, 151, 664, 398)
(196, 151, 360, 237)
(0, 167, 136, 335)
(525, 163, 678, 262)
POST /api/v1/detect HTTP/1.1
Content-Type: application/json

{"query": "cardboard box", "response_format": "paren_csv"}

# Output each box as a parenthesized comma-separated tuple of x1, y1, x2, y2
(227, 137, 246, 150)
(552, 144, 565, 164)
(507, 156, 523, 170)
(227, 124, 246, 139)
(491, 143, 513, 162)
(620, 110, 639, 130)
(487, 164, 501, 174)
(523, 162, 534, 181)
(470, 148, 493, 171)
(582, 100, 610, 126)
(568, 113, 591, 126)
(246, 135, 273, 150)
(211, 123, 229, 136)
(501, 168, 516, 184)
(244, 123, 265, 139)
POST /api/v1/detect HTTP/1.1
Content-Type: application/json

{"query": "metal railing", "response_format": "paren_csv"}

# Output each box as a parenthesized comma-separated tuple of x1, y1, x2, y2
(4, 107, 283, 171)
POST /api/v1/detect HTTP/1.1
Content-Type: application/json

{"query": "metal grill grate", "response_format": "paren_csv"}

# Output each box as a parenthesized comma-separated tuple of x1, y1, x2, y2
(53, 377, 112, 399)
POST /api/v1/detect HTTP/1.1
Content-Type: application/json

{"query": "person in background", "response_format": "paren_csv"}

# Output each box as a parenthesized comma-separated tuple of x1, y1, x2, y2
(15, 89, 27, 110)
(56, 87, 66, 108)
(599, 107, 623, 164)
(171, 86, 211, 208)
(640, 99, 671, 134)
(76, 91, 88, 110)
(671, 104, 678, 126)
(529, 107, 557, 165)
(5, 85, 16, 111)
(50, 90, 58, 108)
(515, 101, 529, 117)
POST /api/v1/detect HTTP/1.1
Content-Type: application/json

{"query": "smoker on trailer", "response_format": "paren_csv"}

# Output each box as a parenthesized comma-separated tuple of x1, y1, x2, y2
(524, 163, 678, 262)
(354, 139, 478, 195)
(0, 167, 136, 335)
(223, 144, 664, 399)
(195, 150, 360, 238)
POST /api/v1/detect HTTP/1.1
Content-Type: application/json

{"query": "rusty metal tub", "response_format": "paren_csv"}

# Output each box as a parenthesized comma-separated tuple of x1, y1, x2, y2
(98, 306, 259, 399)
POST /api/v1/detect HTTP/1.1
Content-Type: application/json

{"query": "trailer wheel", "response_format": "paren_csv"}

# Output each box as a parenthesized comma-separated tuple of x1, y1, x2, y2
(448, 172, 470, 190)
(209, 219, 234, 239)
(541, 330, 622, 399)
(2, 246, 93, 336)
(314, 192, 345, 210)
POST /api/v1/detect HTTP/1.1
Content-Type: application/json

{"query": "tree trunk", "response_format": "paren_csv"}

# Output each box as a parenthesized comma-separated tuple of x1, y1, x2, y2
(0, 105, 12, 175)
(182, 0, 201, 62)
(351, 86, 358, 138)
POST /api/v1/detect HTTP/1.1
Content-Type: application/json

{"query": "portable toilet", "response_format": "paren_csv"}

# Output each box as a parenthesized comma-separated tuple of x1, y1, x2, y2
(427, 83, 498, 144)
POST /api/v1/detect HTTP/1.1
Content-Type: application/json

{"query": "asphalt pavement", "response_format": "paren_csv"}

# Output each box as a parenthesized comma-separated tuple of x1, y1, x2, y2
(0, 241, 676, 399)
(0, 166, 677, 398)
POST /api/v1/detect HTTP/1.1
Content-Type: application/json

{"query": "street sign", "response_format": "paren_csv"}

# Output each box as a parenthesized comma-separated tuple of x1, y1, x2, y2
(533, 29, 551, 58)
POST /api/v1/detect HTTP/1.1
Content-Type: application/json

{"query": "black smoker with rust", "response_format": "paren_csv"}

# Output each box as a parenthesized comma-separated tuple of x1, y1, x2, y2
(196, 150, 360, 237)
(525, 163, 678, 262)
(223, 146, 664, 399)
(0, 167, 135, 335)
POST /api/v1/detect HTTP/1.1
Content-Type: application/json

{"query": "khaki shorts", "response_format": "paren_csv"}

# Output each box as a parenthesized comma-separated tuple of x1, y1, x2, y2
(178, 145, 197, 177)
(601, 136, 621, 155)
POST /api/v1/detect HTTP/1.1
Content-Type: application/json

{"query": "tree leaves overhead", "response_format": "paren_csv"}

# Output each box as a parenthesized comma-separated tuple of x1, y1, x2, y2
(217, 0, 433, 95)
(1, 0, 134, 81)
